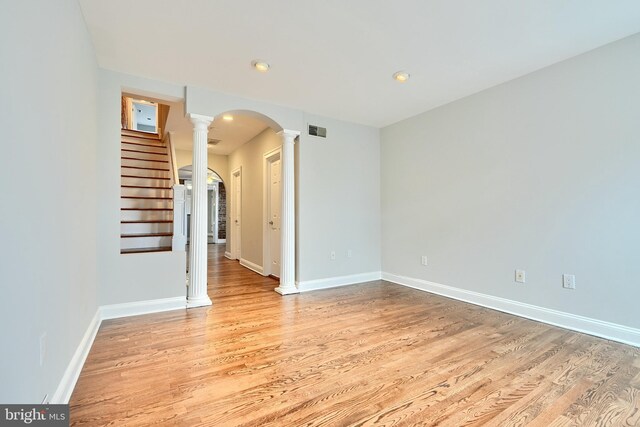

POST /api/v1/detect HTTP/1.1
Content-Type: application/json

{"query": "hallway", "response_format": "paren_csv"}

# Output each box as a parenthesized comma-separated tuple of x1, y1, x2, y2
(70, 246, 640, 426)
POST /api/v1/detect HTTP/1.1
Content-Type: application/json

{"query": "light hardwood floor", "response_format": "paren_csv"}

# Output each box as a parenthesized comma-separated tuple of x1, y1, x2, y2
(70, 245, 640, 426)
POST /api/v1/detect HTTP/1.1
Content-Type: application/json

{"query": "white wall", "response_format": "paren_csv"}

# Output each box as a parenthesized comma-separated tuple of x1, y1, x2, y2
(0, 0, 98, 403)
(298, 114, 381, 282)
(227, 128, 282, 267)
(381, 33, 640, 329)
(175, 149, 229, 185)
(96, 70, 186, 305)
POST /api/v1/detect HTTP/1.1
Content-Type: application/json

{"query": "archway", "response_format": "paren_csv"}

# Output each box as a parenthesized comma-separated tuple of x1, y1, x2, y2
(178, 166, 226, 245)
(185, 110, 299, 308)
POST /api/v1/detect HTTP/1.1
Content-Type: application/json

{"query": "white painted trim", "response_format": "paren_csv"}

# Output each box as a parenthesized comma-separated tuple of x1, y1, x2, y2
(224, 251, 233, 259)
(240, 258, 265, 276)
(297, 271, 382, 292)
(52, 296, 188, 403)
(51, 311, 101, 404)
(100, 296, 186, 320)
(217, 239, 226, 243)
(382, 272, 640, 348)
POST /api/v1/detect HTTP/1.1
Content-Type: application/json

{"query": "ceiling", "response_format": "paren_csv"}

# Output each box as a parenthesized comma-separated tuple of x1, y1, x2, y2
(79, 0, 640, 128)
(163, 101, 268, 154)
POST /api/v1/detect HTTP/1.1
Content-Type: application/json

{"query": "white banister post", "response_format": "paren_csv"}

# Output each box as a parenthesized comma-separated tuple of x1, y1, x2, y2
(274, 129, 300, 295)
(172, 184, 187, 251)
(187, 113, 213, 308)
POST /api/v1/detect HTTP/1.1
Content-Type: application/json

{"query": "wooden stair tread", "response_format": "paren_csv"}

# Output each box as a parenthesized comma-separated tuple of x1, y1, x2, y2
(121, 196, 173, 200)
(121, 165, 170, 171)
(120, 246, 172, 254)
(121, 207, 172, 211)
(121, 156, 169, 163)
(121, 129, 161, 140)
(121, 232, 173, 238)
(121, 148, 168, 155)
(121, 220, 173, 224)
(121, 140, 166, 149)
(121, 184, 172, 189)
(121, 175, 171, 180)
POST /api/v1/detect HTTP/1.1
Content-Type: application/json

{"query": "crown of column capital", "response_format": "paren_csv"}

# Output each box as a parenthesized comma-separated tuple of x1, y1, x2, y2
(189, 113, 214, 131)
(279, 129, 300, 144)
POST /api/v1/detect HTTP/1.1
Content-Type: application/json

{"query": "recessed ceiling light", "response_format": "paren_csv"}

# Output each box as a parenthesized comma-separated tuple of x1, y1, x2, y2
(222, 114, 234, 122)
(251, 60, 270, 73)
(393, 71, 410, 82)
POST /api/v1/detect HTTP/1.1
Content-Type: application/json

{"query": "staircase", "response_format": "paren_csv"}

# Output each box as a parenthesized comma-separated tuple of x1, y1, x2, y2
(120, 129, 174, 254)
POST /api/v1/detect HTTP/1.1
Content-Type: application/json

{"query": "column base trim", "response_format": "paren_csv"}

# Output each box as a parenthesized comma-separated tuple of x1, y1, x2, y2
(274, 286, 299, 295)
(186, 295, 213, 308)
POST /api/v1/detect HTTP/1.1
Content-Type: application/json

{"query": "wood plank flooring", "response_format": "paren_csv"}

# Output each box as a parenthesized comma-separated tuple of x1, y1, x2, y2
(70, 245, 640, 426)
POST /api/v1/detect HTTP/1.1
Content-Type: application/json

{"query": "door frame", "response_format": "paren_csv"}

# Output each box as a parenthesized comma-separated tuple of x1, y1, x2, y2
(230, 167, 242, 260)
(263, 147, 282, 277)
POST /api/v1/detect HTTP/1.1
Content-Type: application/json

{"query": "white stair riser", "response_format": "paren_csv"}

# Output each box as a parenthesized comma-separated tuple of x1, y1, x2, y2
(121, 158, 170, 169)
(121, 210, 172, 221)
(121, 187, 173, 198)
(120, 235, 172, 250)
(121, 198, 173, 209)
(121, 167, 170, 179)
(121, 150, 168, 162)
(121, 222, 172, 234)
(121, 176, 171, 187)
(121, 142, 167, 154)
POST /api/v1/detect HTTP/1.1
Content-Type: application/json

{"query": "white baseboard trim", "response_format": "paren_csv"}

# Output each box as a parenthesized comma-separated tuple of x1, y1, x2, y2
(51, 310, 101, 404)
(52, 296, 187, 403)
(224, 251, 233, 260)
(217, 239, 227, 243)
(382, 272, 640, 348)
(100, 296, 186, 320)
(297, 271, 382, 292)
(240, 258, 265, 276)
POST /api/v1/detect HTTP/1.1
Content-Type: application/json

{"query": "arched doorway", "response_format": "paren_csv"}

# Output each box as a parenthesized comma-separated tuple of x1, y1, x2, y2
(178, 166, 226, 245)
(185, 110, 299, 307)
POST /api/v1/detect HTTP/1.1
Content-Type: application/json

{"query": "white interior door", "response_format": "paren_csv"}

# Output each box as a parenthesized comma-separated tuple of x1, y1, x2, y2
(231, 169, 242, 259)
(268, 158, 282, 277)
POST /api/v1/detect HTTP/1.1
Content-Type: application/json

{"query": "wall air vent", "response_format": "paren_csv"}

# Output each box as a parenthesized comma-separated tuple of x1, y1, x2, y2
(308, 124, 327, 138)
(207, 139, 221, 146)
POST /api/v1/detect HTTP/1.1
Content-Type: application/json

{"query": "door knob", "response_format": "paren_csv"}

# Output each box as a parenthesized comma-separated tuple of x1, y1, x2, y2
(269, 221, 274, 225)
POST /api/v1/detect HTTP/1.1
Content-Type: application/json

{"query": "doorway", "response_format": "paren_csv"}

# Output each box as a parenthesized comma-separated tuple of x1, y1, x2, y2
(179, 166, 225, 244)
(263, 148, 282, 277)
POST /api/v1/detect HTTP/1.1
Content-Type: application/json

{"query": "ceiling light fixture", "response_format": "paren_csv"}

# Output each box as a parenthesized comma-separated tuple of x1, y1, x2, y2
(251, 60, 270, 73)
(222, 114, 234, 122)
(393, 71, 410, 82)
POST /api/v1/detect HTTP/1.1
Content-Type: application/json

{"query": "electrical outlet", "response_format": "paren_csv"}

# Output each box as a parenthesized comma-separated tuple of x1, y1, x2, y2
(40, 333, 46, 367)
(563, 274, 576, 289)
(515, 270, 526, 283)
(421, 255, 428, 266)
(330, 251, 336, 260)
(347, 249, 353, 258)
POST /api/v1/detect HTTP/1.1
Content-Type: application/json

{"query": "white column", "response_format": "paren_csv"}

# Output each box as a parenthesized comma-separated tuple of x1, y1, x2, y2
(187, 113, 213, 308)
(275, 129, 300, 295)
